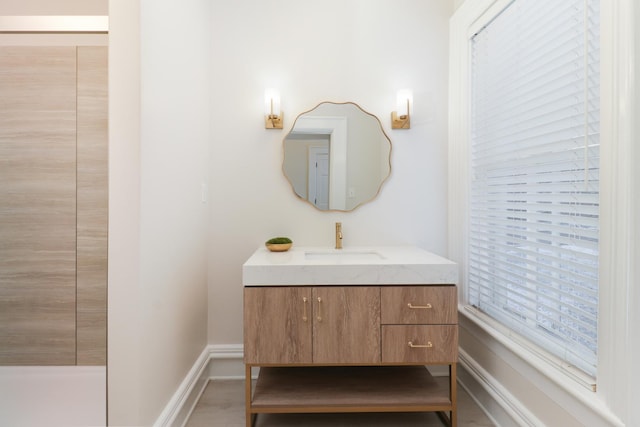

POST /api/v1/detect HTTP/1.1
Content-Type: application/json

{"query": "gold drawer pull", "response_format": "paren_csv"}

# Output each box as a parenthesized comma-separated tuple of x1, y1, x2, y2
(317, 297, 323, 322)
(407, 303, 432, 309)
(302, 297, 308, 322)
(408, 341, 433, 349)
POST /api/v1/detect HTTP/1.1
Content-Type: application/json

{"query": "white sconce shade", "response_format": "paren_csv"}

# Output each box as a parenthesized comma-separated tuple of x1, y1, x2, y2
(392, 89, 412, 129)
(264, 88, 283, 129)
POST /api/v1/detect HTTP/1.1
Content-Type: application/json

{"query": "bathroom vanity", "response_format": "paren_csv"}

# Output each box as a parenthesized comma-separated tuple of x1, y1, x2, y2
(242, 246, 459, 427)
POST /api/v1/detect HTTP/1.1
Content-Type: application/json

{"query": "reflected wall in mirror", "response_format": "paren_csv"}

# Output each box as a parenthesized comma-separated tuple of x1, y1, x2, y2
(283, 102, 392, 211)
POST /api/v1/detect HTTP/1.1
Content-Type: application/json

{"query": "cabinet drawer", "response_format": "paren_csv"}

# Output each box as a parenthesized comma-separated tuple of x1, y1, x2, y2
(382, 325, 458, 364)
(381, 286, 457, 325)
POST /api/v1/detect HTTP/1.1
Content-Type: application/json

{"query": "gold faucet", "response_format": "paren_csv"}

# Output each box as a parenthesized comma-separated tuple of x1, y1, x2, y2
(335, 222, 343, 249)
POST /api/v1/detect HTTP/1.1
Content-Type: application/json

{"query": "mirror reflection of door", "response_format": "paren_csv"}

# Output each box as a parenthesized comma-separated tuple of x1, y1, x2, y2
(308, 146, 329, 209)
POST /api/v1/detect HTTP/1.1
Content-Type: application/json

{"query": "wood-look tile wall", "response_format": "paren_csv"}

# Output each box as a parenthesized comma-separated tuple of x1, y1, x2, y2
(76, 46, 108, 365)
(0, 46, 107, 366)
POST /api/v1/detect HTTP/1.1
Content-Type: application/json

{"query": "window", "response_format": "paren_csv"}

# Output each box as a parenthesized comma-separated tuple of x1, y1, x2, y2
(468, 0, 600, 376)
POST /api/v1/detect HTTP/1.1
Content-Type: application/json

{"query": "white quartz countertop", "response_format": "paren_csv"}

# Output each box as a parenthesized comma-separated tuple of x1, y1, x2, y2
(242, 246, 458, 286)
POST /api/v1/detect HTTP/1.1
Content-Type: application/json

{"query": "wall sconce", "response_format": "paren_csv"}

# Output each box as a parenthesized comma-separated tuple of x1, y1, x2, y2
(391, 90, 412, 129)
(264, 89, 283, 129)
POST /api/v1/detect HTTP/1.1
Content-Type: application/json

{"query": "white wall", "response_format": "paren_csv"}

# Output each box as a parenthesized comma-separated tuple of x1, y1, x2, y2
(138, 0, 211, 420)
(109, 0, 210, 425)
(207, 0, 454, 345)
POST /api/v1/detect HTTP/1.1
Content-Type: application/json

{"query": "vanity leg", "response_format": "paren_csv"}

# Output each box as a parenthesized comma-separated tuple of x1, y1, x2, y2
(245, 364, 254, 427)
(450, 363, 457, 427)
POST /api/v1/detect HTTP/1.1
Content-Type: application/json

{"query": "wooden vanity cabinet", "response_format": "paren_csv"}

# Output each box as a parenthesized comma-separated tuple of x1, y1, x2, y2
(243, 284, 458, 427)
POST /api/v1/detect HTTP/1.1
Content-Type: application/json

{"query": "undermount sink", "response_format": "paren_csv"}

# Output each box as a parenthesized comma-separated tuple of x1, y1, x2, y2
(304, 250, 384, 261)
(243, 246, 458, 286)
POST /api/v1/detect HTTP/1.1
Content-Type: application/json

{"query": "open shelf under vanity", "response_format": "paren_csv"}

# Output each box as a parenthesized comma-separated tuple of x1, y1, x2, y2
(246, 365, 456, 426)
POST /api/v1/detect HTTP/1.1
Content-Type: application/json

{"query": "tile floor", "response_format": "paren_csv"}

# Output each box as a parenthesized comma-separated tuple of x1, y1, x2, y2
(185, 377, 495, 427)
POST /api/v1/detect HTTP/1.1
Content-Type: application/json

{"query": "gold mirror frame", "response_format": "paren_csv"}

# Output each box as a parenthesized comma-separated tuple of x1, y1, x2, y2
(282, 102, 392, 212)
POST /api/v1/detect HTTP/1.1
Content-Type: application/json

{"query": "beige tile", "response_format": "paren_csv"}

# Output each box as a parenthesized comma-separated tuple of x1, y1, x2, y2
(185, 378, 495, 427)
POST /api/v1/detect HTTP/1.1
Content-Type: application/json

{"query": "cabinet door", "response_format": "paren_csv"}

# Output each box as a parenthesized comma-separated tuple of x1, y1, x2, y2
(244, 287, 312, 364)
(313, 287, 380, 364)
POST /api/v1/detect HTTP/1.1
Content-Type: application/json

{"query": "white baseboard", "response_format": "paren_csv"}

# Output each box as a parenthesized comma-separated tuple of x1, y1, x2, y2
(207, 344, 245, 379)
(153, 344, 246, 427)
(153, 347, 211, 427)
(457, 346, 624, 427)
(458, 349, 540, 427)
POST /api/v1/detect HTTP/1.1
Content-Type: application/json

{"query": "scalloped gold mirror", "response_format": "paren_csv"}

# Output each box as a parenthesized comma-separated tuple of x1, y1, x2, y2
(283, 102, 392, 211)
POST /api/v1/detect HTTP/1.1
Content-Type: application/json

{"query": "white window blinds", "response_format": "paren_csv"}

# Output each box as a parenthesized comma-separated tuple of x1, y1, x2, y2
(469, 0, 600, 376)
